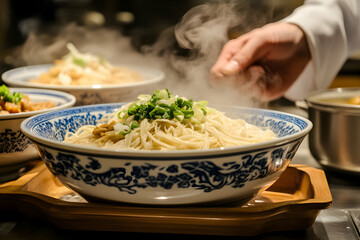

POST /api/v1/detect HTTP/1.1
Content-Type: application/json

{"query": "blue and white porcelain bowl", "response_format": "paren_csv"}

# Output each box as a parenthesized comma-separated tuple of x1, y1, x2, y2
(21, 104, 312, 205)
(0, 88, 76, 180)
(2, 64, 164, 106)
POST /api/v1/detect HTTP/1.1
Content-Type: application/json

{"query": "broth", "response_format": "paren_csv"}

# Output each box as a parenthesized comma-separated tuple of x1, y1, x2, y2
(319, 96, 360, 105)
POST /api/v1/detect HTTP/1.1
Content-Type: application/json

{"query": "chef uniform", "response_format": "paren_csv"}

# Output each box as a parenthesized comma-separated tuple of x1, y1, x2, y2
(283, 0, 360, 100)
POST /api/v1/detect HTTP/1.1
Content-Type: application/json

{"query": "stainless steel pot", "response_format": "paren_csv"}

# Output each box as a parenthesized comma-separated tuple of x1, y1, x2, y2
(297, 88, 360, 175)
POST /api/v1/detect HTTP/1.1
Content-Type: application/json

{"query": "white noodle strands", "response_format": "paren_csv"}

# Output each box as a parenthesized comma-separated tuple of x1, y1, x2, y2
(64, 108, 276, 151)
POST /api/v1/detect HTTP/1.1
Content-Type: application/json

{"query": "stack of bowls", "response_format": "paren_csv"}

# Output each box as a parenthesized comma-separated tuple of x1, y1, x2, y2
(1, 62, 164, 180)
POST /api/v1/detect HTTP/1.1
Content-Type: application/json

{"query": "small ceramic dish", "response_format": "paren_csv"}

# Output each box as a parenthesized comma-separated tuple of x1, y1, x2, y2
(2, 64, 164, 105)
(21, 103, 312, 205)
(0, 88, 76, 180)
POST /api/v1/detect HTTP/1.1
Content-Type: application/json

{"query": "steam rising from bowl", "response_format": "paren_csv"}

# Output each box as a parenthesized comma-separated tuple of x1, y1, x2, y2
(5, 1, 282, 106)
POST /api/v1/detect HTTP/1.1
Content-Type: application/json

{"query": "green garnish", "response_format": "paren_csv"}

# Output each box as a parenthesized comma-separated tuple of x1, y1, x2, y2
(0, 84, 24, 104)
(116, 89, 209, 136)
(130, 121, 139, 129)
(98, 57, 106, 65)
(119, 121, 139, 135)
(72, 57, 87, 67)
(126, 89, 206, 121)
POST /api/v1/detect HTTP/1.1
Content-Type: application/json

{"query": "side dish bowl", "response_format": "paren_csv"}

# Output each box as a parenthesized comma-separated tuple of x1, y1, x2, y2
(0, 88, 76, 180)
(2, 64, 164, 106)
(21, 103, 312, 205)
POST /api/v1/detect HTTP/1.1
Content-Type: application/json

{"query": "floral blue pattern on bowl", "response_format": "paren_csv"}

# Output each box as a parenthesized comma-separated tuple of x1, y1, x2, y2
(0, 88, 76, 176)
(21, 103, 312, 205)
(0, 129, 32, 153)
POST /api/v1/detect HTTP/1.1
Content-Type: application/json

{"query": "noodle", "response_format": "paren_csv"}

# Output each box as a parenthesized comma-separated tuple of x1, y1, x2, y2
(30, 43, 142, 86)
(64, 89, 276, 150)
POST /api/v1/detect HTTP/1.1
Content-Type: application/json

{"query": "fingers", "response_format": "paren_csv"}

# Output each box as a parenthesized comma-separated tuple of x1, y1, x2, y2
(210, 64, 266, 92)
(210, 62, 283, 102)
(210, 52, 234, 78)
(210, 37, 248, 77)
(229, 36, 271, 71)
(209, 22, 311, 101)
(211, 32, 271, 78)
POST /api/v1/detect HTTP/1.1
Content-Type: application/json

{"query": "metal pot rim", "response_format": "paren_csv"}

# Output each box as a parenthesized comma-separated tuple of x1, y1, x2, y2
(305, 88, 360, 113)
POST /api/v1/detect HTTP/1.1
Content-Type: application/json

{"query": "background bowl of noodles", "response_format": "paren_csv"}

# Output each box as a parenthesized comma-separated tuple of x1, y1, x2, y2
(20, 102, 312, 206)
(2, 64, 165, 106)
(0, 87, 76, 181)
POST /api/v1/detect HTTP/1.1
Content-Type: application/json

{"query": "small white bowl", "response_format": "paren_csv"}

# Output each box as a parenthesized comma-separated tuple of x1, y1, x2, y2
(2, 64, 165, 106)
(0, 88, 76, 180)
(21, 103, 312, 206)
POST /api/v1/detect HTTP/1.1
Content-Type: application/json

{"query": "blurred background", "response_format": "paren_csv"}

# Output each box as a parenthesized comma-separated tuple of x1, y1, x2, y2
(0, 0, 359, 88)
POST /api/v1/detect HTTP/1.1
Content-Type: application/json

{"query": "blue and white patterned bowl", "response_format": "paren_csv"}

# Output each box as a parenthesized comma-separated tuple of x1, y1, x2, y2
(21, 104, 312, 205)
(0, 88, 76, 180)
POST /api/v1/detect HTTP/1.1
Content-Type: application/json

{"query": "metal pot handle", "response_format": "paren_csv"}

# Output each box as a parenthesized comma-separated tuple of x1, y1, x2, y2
(295, 100, 308, 111)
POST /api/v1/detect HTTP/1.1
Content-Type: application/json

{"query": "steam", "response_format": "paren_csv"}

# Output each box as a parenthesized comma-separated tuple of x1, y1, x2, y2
(7, 1, 279, 106)
(8, 23, 155, 67)
(175, 3, 238, 53)
(144, 1, 276, 106)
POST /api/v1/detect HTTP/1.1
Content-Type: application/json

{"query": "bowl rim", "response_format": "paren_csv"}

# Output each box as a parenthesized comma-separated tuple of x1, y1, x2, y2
(2, 64, 165, 91)
(20, 103, 313, 158)
(305, 87, 360, 110)
(0, 87, 76, 120)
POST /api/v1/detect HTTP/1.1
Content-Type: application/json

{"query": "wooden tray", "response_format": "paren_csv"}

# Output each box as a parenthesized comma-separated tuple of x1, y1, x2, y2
(0, 161, 332, 236)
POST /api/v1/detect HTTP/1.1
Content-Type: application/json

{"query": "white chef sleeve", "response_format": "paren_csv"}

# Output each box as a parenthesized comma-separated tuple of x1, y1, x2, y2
(282, 0, 360, 101)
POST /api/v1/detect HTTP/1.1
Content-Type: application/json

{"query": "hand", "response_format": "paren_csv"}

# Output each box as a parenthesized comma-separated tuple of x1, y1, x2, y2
(210, 22, 311, 101)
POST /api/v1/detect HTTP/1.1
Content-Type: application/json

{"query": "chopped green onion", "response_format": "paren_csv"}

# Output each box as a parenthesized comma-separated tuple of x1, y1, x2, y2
(118, 89, 208, 130)
(130, 122, 139, 129)
(117, 110, 127, 119)
(72, 57, 87, 67)
(0, 84, 24, 104)
(201, 108, 207, 115)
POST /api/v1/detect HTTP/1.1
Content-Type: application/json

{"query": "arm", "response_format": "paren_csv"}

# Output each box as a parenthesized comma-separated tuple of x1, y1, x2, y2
(210, 0, 360, 101)
(283, 0, 360, 100)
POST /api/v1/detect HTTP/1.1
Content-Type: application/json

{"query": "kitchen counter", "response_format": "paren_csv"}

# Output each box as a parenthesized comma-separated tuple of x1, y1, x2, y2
(1, 104, 360, 240)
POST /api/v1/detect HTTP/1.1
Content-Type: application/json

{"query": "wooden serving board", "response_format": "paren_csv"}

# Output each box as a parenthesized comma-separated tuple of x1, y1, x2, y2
(0, 161, 332, 236)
